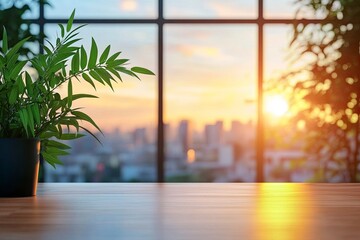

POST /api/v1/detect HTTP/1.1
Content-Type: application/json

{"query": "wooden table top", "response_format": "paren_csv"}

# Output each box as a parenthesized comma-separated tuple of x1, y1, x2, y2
(1, 183, 360, 240)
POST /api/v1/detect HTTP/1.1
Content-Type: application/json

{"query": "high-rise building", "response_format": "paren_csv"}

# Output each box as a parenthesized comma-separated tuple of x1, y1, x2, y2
(133, 128, 148, 147)
(205, 121, 224, 147)
(178, 120, 193, 156)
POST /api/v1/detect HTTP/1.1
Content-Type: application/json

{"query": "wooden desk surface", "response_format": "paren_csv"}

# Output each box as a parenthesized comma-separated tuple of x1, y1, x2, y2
(1, 183, 360, 240)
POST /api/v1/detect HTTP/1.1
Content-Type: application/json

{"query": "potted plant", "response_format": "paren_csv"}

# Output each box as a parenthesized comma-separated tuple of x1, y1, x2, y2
(0, 10, 154, 197)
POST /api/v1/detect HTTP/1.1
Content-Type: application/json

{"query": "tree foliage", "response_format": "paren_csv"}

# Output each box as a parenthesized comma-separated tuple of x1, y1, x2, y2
(0, 10, 155, 167)
(282, 0, 360, 181)
(0, 0, 49, 58)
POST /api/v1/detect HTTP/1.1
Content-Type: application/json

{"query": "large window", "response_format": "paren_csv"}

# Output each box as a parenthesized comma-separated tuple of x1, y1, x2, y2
(20, 0, 325, 182)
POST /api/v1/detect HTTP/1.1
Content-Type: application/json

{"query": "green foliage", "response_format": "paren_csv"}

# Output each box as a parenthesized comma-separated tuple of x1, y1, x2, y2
(0, 10, 155, 168)
(280, 0, 360, 182)
(0, 0, 49, 58)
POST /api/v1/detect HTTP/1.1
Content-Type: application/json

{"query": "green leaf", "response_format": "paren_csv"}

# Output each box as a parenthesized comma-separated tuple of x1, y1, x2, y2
(106, 52, 121, 63)
(67, 79, 73, 108)
(99, 45, 111, 63)
(57, 124, 63, 138)
(116, 67, 140, 80)
(67, 9, 76, 32)
(7, 53, 20, 70)
(106, 67, 122, 82)
(64, 25, 85, 42)
(9, 60, 27, 79)
(45, 147, 69, 156)
(68, 118, 80, 132)
(82, 73, 96, 89)
(25, 72, 33, 95)
(89, 70, 104, 84)
(43, 45, 52, 55)
(79, 126, 102, 145)
(16, 75, 25, 93)
(88, 38, 98, 68)
(62, 66, 67, 76)
(6, 37, 30, 58)
(80, 46, 87, 70)
(19, 109, 29, 137)
(71, 50, 79, 73)
(39, 131, 57, 139)
(72, 111, 102, 133)
(107, 59, 129, 67)
(73, 93, 98, 100)
(42, 151, 63, 168)
(9, 87, 18, 104)
(63, 93, 98, 103)
(45, 39, 55, 50)
(2, 27, 8, 53)
(95, 68, 113, 90)
(58, 24, 65, 38)
(58, 133, 85, 140)
(31, 104, 41, 125)
(131, 66, 155, 75)
(26, 106, 35, 137)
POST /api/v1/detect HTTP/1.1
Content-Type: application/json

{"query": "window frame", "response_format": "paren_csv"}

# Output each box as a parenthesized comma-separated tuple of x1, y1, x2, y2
(32, 0, 323, 182)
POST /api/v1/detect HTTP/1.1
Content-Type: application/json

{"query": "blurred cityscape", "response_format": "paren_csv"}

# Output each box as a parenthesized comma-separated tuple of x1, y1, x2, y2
(45, 119, 317, 182)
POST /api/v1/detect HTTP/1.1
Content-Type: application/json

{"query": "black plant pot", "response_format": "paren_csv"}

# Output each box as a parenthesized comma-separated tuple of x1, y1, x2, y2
(0, 138, 40, 197)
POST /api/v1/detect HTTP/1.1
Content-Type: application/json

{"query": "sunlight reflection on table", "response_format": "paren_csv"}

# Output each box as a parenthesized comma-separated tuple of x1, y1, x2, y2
(253, 183, 314, 240)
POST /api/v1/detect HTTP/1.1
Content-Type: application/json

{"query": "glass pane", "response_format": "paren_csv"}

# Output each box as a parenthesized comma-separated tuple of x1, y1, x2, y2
(24, 24, 40, 58)
(164, 0, 257, 19)
(264, 25, 308, 182)
(0, 0, 39, 19)
(45, 0, 157, 19)
(264, 0, 325, 19)
(165, 25, 257, 182)
(44, 24, 157, 182)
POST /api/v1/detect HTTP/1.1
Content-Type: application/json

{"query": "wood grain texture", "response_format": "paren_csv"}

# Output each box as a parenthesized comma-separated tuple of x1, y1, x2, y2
(0, 183, 360, 240)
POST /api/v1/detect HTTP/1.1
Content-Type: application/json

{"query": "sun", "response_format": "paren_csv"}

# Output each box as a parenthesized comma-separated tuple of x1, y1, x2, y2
(264, 95, 289, 117)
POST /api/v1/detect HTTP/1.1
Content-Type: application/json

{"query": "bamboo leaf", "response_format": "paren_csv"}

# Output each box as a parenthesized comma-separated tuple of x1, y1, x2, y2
(25, 72, 33, 95)
(31, 104, 41, 125)
(67, 9, 76, 32)
(80, 46, 87, 70)
(131, 66, 155, 75)
(9, 60, 27, 79)
(106, 67, 122, 82)
(82, 72, 96, 89)
(9, 87, 18, 104)
(2, 27, 8, 53)
(106, 52, 121, 63)
(89, 70, 104, 84)
(58, 133, 85, 140)
(88, 38, 98, 68)
(99, 45, 111, 63)
(42, 151, 63, 167)
(79, 126, 102, 145)
(71, 50, 79, 73)
(6, 37, 30, 59)
(58, 24, 65, 38)
(26, 106, 35, 137)
(72, 110, 102, 133)
(19, 109, 29, 137)
(95, 68, 113, 91)
(107, 59, 129, 67)
(68, 79, 73, 108)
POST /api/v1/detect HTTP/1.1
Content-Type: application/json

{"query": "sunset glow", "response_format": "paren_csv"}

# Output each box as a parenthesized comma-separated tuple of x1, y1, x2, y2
(187, 149, 196, 164)
(265, 95, 289, 117)
(120, 0, 137, 11)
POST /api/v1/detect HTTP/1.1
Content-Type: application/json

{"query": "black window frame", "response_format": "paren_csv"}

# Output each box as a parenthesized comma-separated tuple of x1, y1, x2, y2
(32, 0, 324, 182)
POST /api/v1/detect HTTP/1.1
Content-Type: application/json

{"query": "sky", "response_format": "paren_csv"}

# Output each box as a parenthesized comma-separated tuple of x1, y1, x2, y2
(33, 0, 318, 132)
